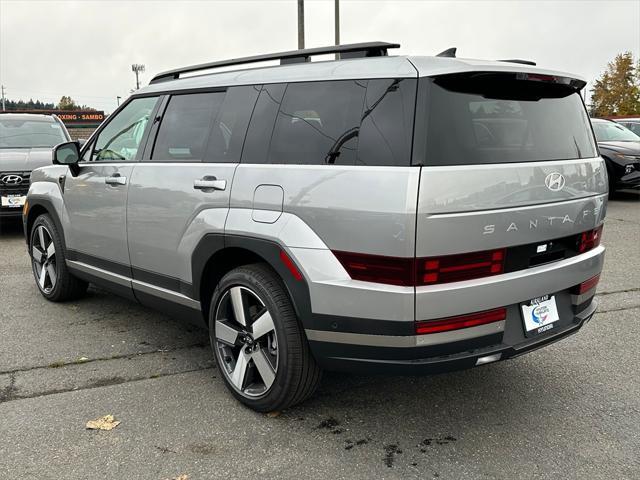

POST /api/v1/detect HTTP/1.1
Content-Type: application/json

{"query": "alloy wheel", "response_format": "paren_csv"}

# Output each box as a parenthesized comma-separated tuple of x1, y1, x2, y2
(214, 286, 279, 398)
(31, 225, 57, 294)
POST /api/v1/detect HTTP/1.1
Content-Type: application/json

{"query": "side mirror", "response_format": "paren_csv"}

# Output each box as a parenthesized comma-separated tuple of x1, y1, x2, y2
(52, 141, 81, 176)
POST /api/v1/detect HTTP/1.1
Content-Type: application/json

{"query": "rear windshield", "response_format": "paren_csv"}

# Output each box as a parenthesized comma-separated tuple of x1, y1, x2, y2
(0, 118, 67, 148)
(416, 74, 597, 165)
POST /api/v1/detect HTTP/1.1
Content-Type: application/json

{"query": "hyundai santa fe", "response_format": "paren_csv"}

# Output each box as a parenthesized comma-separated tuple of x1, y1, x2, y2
(23, 42, 607, 411)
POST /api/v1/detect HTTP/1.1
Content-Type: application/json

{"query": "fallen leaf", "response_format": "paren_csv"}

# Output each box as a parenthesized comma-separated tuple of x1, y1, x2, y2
(86, 414, 120, 431)
(164, 475, 188, 480)
(266, 411, 281, 418)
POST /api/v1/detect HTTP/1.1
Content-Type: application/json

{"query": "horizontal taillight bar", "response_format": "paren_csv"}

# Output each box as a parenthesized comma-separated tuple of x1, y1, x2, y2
(333, 248, 505, 287)
(571, 274, 600, 295)
(415, 308, 507, 335)
(578, 225, 603, 254)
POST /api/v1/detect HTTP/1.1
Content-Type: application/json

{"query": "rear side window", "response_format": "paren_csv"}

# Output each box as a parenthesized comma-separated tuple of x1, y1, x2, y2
(242, 84, 286, 164)
(269, 80, 367, 165)
(416, 74, 597, 165)
(357, 78, 416, 166)
(152, 92, 225, 161)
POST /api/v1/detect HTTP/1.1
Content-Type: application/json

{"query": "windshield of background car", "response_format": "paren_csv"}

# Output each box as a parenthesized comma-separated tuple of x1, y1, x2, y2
(415, 73, 597, 165)
(0, 118, 67, 148)
(592, 121, 640, 142)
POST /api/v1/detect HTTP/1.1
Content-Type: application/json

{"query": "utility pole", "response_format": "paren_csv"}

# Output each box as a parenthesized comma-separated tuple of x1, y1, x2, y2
(116, 96, 122, 107)
(131, 64, 145, 90)
(297, 0, 305, 49)
(1, 85, 5, 111)
(334, 0, 340, 59)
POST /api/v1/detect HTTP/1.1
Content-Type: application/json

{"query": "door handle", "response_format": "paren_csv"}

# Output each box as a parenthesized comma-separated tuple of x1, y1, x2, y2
(105, 174, 127, 185)
(194, 176, 226, 191)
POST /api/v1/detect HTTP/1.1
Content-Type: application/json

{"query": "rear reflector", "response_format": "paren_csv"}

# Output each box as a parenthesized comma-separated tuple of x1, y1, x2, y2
(279, 250, 303, 281)
(415, 307, 506, 335)
(578, 225, 603, 253)
(572, 274, 600, 295)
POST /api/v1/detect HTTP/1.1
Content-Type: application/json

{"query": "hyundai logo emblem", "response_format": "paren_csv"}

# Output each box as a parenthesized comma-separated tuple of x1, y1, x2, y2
(1, 174, 23, 186)
(544, 172, 565, 192)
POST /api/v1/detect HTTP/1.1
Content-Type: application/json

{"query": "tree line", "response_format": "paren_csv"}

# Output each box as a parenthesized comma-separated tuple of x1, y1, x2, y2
(3, 96, 97, 111)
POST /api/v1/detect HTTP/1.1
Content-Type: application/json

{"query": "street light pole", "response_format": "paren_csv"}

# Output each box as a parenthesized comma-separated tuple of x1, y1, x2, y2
(116, 96, 121, 107)
(131, 64, 145, 90)
(334, 0, 340, 59)
(297, 0, 305, 49)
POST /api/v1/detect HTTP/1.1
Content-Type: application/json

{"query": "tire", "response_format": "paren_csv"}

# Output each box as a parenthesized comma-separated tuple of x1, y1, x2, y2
(29, 214, 88, 302)
(209, 263, 322, 412)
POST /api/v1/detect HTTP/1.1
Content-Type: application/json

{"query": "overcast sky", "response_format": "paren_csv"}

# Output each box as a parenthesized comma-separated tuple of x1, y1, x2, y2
(1, 0, 638, 113)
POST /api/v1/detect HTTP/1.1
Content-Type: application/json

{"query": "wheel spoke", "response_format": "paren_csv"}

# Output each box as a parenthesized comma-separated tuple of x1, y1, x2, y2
(46, 242, 55, 259)
(251, 311, 275, 340)
(46, 264, 57, 287)
(37, 226, 46, 250)
(32, 246, 44, 264)
(38, 264, 47, 289)
(230, 349, 250, 391)
(252, 348, 276, 389)
(215, 320, 242, 346)
(230, 287, 247, 326)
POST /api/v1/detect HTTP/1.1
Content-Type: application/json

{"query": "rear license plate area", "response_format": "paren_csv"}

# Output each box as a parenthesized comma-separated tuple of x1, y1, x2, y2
(520, 294, 560, 337)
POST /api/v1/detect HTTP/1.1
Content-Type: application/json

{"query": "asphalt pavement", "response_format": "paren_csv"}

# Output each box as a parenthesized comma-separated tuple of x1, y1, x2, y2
(0, 192, 638, 480)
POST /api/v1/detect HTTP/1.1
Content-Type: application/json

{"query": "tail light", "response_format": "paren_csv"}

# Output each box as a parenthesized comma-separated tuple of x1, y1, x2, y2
(333, 248, 506, 287)
(417, 249, 505, 286)
(571, 274, 600, 295)
(578, 225, 603, 253)
(415, 307, 506, 335)
(332, 251, 414, 286)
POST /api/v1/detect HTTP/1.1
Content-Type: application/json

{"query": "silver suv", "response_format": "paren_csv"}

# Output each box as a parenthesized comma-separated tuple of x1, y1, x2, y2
(24, 43, 607, 411)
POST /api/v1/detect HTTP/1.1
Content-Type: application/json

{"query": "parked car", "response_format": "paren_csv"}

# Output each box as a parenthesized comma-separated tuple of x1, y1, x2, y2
(591, 118, 640, 193)
(614, 117, 640, 136)
(24, 42, 606, 411)
(0, 113, 70, 217)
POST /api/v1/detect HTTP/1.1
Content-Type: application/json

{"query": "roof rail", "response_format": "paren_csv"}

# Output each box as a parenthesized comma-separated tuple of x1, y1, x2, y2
(498, 59, 537, 66)
(149, 41, 401, 84)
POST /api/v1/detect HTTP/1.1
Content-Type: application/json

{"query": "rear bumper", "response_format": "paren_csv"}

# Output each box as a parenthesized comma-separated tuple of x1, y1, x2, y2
(308, 298, 597, 374)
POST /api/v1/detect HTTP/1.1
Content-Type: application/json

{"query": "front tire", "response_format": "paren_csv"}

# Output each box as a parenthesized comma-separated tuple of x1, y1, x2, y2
(30, 214, 88, 302)
(209, 263, 322, 412)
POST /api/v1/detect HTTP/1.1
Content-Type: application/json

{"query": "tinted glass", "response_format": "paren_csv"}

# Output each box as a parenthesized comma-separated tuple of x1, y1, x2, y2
(152, 92, 224, 161)
(0, 118, 67, 148)
(357, 78, 416, 166)
(242, 84, 285, 164)
(269, 80, 367, 165)
(592, 121, 640, 142)
(93, 96, 157, 161)
(417, 75, 597, 165)
(205, 86, 259, 163)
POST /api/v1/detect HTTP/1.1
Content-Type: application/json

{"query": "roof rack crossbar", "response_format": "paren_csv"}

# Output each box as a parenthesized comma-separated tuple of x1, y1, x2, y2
(150, 42, 400, 84)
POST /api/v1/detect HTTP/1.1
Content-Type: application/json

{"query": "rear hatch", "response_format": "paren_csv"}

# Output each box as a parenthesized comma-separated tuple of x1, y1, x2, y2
(413, 71, 607, 326)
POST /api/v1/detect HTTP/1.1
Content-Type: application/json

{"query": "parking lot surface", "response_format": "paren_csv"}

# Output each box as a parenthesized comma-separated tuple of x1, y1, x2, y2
(1, 193, 639, 480)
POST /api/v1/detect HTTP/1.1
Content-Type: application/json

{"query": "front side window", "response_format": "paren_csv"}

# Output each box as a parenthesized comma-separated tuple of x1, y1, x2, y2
(0, 118, 67, 148)
(417, 74, 598, 165)
(269, 80, 367, 165)
(152, 92, 225, 162)
(92, 96, 158, 161)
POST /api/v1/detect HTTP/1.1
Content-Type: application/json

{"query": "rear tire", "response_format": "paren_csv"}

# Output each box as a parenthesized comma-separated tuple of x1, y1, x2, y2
(209, 263, 322, 412)
(30, 214, 88, 302)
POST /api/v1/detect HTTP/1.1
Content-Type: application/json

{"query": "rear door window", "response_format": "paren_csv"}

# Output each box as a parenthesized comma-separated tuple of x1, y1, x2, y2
(152, 92, 224, 162)
(416, 74, 597, 165)
(241, 84, 286, 165)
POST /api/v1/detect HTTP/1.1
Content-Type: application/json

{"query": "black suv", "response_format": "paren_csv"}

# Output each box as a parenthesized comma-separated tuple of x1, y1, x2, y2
(591, 118, 640, 193)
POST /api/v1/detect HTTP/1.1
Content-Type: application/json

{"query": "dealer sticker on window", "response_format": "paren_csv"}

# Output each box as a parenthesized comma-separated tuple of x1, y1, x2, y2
(521, 294, 559, 335)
